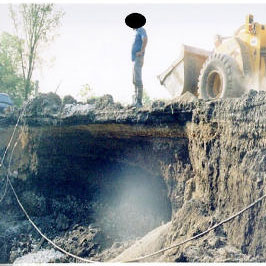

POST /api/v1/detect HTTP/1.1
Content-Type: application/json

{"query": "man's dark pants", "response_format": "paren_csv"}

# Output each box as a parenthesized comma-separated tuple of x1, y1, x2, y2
(133, 55, 144, 105)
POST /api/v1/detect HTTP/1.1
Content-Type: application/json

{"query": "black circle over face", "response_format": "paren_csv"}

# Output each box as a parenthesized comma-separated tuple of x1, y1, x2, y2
(125, 13, 146, 29)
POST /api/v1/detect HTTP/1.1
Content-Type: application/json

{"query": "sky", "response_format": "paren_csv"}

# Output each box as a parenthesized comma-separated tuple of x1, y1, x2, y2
(1, 2, 266, 103)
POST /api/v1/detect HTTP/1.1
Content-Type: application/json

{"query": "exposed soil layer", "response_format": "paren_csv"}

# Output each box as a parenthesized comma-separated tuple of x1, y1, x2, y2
(0, 91, 265, 262)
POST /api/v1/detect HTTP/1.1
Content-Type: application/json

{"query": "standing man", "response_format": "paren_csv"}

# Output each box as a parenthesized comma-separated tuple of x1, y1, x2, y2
(125, 13, 148, 108)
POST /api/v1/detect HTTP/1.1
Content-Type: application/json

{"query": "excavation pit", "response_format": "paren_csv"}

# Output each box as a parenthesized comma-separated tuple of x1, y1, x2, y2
(14, 125, 175, 246)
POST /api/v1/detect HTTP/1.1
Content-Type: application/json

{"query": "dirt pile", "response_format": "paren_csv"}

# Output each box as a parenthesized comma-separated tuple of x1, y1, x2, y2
(0, 90, 265, 263)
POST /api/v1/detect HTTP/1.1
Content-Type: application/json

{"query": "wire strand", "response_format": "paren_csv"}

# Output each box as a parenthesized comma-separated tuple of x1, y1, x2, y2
(2, 98, 265, 263)
(0, 101, 30, 203)
(1, 99, 98, 263)
(2, 100, 99, 263)
(121, 193, 266, 262)
(7, 175, 99, 263)
(0, 103, 27, 169)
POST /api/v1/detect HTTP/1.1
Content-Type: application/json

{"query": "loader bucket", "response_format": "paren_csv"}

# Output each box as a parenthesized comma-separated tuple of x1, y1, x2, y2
(158, 45, 211, 97)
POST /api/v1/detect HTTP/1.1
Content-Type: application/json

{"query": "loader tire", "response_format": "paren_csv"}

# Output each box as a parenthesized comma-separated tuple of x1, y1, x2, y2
(198, 53, 244, 99)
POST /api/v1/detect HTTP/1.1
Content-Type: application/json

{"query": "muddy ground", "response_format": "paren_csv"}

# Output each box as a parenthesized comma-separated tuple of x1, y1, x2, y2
(0, 91, 265, 263)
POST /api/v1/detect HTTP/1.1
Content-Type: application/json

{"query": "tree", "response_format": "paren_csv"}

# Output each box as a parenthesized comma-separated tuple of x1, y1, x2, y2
(0, 32, 27, 106)
(78, 83, 95, 102)
(9, 4, 64, 100)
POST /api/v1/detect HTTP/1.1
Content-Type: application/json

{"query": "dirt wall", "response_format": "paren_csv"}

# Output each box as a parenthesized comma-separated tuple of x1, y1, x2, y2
(0, 91, 265, 262)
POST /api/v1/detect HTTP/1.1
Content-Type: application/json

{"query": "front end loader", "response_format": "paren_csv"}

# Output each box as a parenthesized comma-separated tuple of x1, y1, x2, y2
(158, 14, 266, 99)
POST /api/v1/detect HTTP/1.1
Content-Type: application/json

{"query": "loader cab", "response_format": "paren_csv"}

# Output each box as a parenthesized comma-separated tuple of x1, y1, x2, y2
(235, 14, 266, 90)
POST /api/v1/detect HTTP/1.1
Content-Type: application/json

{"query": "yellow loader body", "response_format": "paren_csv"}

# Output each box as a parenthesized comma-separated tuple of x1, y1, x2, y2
(159, 15, 266, 99)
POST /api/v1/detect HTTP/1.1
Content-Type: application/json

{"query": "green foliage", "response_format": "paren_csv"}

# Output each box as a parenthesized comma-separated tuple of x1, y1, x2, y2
(9, 4, 64, 100)
(143, 90, 152, 105)
(0, 32, 29, 106)
(78, 83, 95, 102)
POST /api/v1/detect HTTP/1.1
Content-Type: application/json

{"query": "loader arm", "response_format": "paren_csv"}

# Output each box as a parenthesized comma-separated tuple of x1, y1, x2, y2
(158, 45, 210, 98)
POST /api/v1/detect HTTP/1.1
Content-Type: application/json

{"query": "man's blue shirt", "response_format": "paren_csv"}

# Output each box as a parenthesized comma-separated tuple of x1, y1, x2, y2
(131, 27, 147, 62)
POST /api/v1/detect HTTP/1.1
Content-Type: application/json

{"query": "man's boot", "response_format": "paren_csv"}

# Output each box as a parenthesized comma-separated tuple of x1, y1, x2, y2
(136, 86, 143, 108)
(136, 98, 143, 108)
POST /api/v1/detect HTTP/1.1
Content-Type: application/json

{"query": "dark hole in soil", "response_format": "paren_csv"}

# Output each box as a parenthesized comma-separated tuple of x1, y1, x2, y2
(0, 133, 173, 263)
(33, 156, 172, 243)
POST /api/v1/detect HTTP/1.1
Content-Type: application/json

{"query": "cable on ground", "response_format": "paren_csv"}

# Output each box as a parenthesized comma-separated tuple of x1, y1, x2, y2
(121, 193, 266, 262)
(0, 101, 30, 203)
(2, 100, 99, 263)
(2, 98, 265, 263)
(0, 102, 27, 169)
(7, 174, 99, 263)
